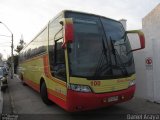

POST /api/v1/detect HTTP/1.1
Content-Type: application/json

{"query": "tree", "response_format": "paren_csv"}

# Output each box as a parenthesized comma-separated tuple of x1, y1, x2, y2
(13, 35, 26, 73)
(15, 34, 25, 53)
(7, 56, 11, 68)
(7, 55, 18, 74)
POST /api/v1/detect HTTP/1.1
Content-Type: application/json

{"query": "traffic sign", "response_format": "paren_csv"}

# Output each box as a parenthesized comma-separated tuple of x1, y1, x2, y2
(145, 57, 153, 70)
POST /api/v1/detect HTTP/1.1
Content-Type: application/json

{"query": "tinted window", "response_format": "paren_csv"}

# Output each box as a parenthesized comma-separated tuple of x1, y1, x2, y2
(68, 18, 111, 77)
(66, 12, 135, 79)
(53, 38, 66, 81)
(19, 28, 47, 62)
(48, 15, 63, 73)
(101, 18, 135, 76)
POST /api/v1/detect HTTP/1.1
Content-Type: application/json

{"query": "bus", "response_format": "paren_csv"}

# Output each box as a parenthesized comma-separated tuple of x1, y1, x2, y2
(18, 10, 145, 112)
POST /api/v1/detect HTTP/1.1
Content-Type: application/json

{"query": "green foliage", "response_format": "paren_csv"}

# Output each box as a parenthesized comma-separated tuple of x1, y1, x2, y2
(7, 55, 19, 73)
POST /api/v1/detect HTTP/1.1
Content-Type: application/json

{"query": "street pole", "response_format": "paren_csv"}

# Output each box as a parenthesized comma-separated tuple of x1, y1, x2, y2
(0, 21, 14, 79)
(11, 34, 14, 79)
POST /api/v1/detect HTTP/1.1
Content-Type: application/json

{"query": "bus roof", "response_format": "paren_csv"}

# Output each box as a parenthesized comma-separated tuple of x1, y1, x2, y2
(62, 10, 120, 23)
(20, 10, 121, 53)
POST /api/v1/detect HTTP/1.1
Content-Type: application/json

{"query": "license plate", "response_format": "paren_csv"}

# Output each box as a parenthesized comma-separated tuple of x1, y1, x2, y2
(108, 96, 118, 102)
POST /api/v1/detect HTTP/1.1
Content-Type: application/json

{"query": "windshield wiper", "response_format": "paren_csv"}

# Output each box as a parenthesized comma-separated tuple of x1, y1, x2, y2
(110, 37, 128, 76)
(93, 38, 112, 79)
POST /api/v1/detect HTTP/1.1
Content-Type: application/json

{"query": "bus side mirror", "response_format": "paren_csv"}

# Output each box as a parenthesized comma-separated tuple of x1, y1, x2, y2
(126, 30, 145, 52)
(59, 18, 74, 49)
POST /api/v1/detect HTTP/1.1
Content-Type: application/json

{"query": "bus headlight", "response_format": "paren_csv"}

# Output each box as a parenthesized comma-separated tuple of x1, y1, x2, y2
(69, 84, 92, 93)
(129, 80, 135, 86)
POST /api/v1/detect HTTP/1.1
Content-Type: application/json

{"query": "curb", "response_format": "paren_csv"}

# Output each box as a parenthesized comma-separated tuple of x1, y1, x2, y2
(9, 74, 18, 114)
(0, 74, 18, 114)
(0, 91, 3, 114)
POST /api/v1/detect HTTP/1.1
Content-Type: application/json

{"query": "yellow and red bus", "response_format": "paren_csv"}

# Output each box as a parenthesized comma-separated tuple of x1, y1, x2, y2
(18, 10, 145, 112)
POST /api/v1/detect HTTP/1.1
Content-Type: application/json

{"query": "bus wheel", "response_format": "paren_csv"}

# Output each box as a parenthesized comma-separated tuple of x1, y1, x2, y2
(40, 82, 52, 105)
(20, 74, 27, 86)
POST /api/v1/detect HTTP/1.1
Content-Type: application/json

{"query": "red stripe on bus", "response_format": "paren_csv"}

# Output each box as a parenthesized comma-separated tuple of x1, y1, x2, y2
(24, 79, 40, 92)
(47, 88, 66, 101)
(24, 78, 66, 102)
(48, 93, 67, 110)
(43, 55, 50, 78)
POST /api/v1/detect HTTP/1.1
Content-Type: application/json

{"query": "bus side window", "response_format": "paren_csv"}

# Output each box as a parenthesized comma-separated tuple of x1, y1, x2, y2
(53, 38, 66, 81)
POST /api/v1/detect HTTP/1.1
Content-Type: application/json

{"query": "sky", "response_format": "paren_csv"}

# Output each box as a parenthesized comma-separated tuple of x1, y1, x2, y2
(0, 0, 159, 60)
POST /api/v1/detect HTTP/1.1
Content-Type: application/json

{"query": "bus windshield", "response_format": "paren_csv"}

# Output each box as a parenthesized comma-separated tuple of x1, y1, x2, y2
(101, 18, 135, 78)
(68, 16, 135, 79)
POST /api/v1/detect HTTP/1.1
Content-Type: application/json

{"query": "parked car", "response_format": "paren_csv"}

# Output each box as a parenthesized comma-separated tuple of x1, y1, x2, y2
(0, 66, 9, 74)
(0, 68, 8, 91)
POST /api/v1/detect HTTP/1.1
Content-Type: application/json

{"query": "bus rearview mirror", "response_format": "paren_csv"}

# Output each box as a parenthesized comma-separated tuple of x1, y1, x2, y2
(126, 30, 145, 52)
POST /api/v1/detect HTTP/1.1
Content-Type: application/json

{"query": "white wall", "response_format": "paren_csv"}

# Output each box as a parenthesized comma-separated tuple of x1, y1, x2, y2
(141, 4, 160, 103)
(128, 34, 148, 99)
(126, 4, 160, 103)
(134, 50, 148, 99)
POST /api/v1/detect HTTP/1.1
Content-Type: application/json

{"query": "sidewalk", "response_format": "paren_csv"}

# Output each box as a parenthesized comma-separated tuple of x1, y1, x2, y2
(1, 74, 17, 114)
(0, 90, 3, 114)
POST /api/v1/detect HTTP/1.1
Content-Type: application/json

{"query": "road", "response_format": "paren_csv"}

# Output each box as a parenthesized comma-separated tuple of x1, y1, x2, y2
(1, 75, 160, 120)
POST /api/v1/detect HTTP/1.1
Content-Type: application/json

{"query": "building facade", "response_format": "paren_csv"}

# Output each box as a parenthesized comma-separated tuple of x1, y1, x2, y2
(135, 4, 160, 103)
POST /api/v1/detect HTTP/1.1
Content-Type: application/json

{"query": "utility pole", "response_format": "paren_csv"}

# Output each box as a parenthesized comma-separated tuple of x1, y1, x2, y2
(11, 34, 14, 79)
(0, 21, 14, 79)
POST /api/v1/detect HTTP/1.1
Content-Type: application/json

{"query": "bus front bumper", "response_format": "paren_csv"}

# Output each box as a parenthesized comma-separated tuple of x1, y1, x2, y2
(66, 85, 135, 112)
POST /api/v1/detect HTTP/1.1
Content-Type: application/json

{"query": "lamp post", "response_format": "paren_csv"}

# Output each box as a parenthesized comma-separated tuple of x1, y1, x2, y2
(0, 21, 14, 79)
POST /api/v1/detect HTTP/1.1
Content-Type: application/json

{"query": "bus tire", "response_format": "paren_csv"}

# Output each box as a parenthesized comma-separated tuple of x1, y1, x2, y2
(20, 74, 27, 86)
(22, 81, 27, 86)
(40, 82, 52, 105)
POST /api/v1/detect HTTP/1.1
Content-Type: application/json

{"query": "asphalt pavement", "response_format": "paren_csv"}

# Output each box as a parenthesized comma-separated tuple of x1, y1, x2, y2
(1, 74, 160, 120)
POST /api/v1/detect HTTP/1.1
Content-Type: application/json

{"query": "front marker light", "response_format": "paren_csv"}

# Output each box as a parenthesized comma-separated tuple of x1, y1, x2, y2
(129, 80, 136, 86)
(69, 84, 92, 93)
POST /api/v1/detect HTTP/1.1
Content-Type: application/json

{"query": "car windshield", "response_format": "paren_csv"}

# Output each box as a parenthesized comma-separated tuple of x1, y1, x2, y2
(67, 13, 135, 79)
